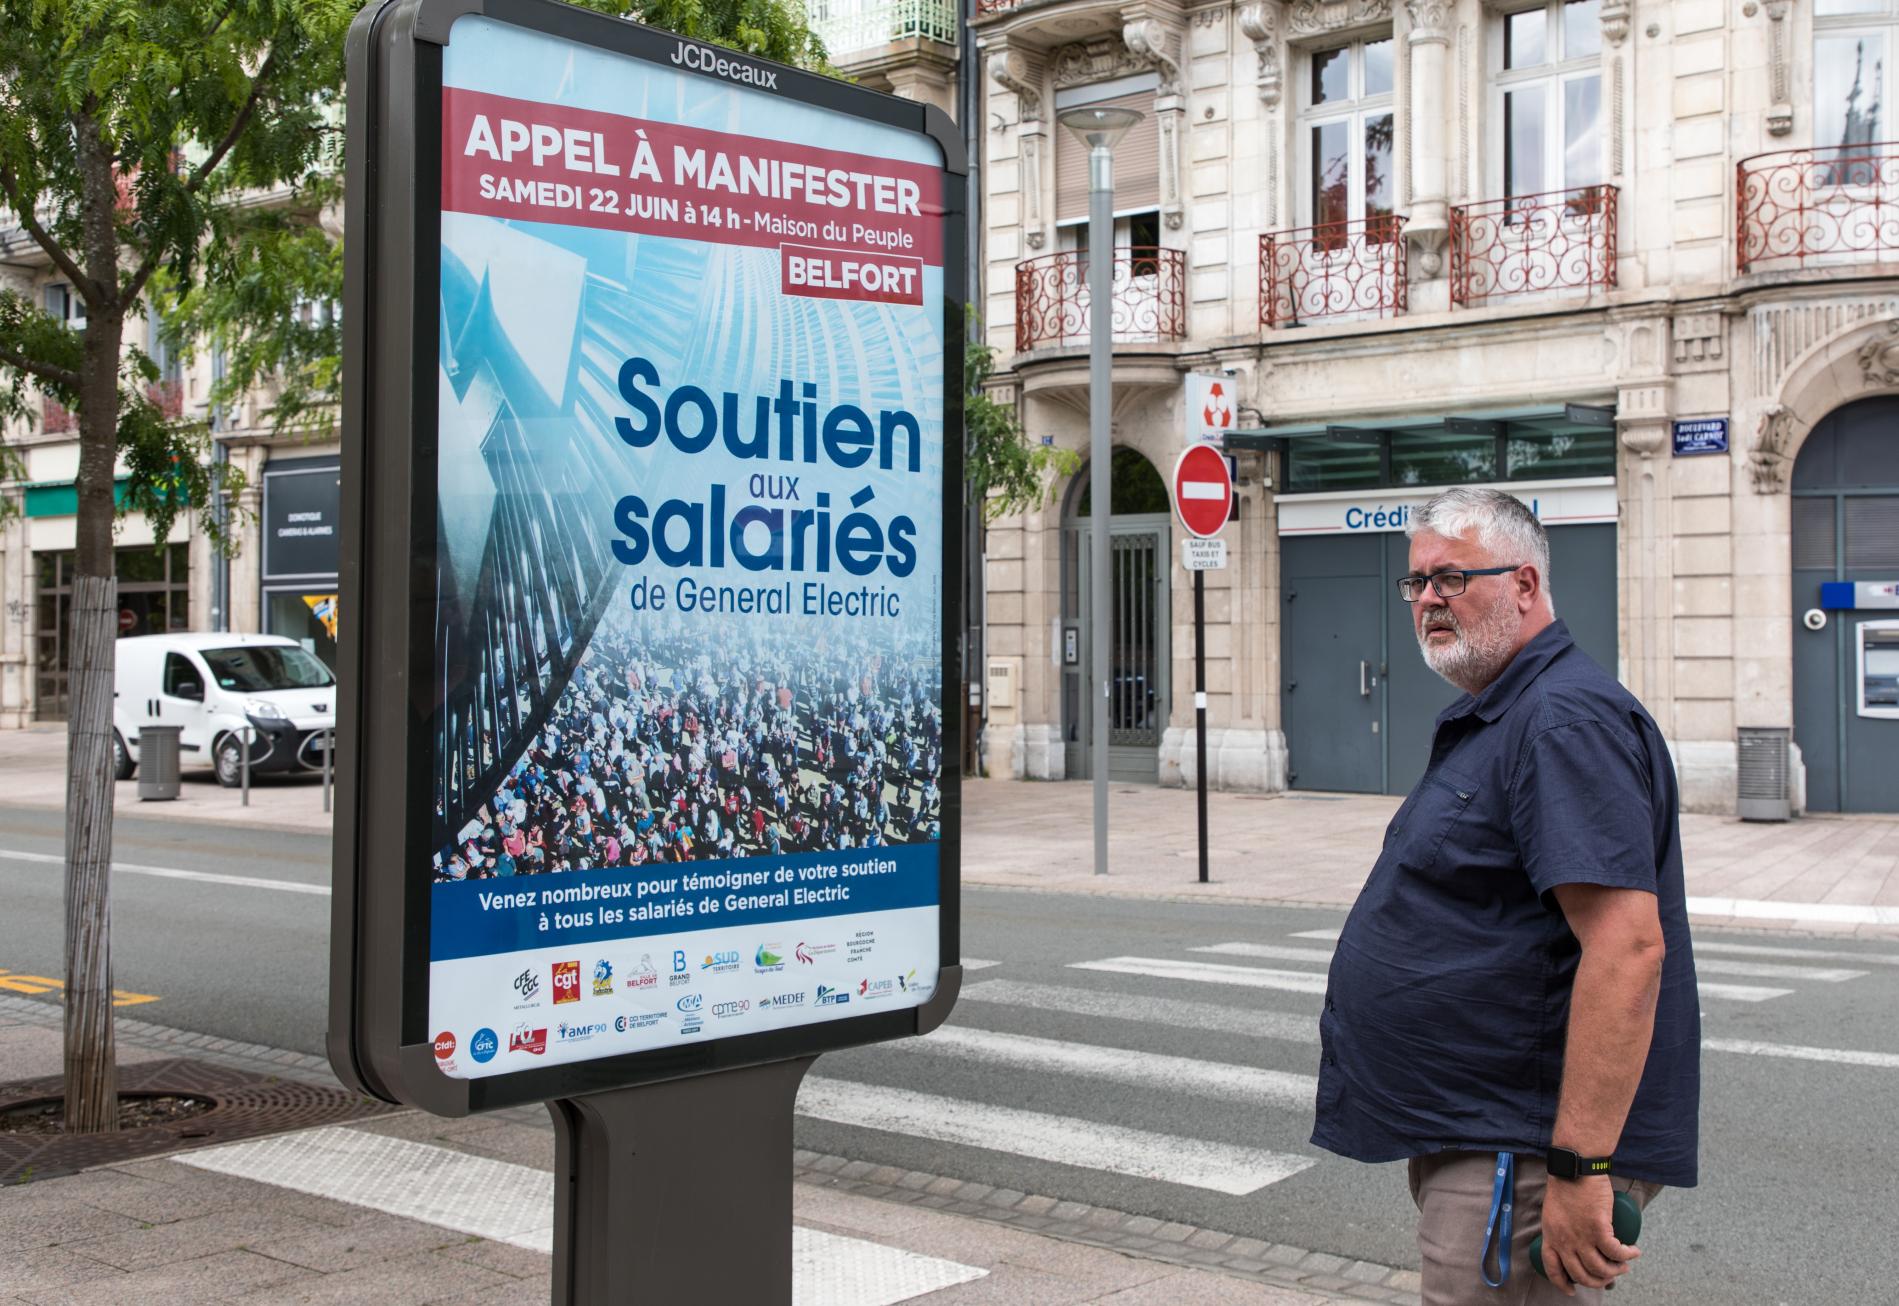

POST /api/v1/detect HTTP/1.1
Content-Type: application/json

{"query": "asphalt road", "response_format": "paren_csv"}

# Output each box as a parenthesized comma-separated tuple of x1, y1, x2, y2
(3, 803, 1897, 1301)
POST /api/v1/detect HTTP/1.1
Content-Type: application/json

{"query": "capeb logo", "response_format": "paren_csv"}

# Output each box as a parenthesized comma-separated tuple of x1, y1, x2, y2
(552, 960, 582, 1004)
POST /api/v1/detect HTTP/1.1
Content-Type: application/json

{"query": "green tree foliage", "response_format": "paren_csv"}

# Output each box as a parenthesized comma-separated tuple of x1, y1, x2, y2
(964, 309, 1077, 522)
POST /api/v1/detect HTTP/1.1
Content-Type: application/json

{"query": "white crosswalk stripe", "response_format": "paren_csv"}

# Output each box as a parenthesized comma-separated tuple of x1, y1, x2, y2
(1069, 956, 1330, 994)
(1189, 942, 1339, 965)
(1696, 981, 1795, 1003)
(1693, 940, 1899, 967)
(1695, 958, 1868, 983)
(892, 1024, 1316, 1105)
(960, 979, 1321, 1045)
(1289, 928, 1342, 941)
(797, 1077, 1316, 1196)
(1703, 1038, 1899, 1068)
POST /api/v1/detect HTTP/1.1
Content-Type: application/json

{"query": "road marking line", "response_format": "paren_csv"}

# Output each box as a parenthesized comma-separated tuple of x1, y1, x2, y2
(798, 1077, 1314, 1196)
(0, 970, 159, 1006)
(896, 1024, 1316, 1105)
(1693, 940, 1899, 967)
(962, 958, 1001, 971)
(961, 979, 1320, 1045)
(178, 1125, 986, 1304)
(1289, 929, 1341, 942)
(1704, 1038, 1899, 1068)
(1696, 981, 1794, 1003)
(1687, 896, 1899, 927)
(1069, 956, 1330, 995)
(1695, 959, 1868, 983)
(0, 848, 328, 897)
(1191, 942, 1337, 966)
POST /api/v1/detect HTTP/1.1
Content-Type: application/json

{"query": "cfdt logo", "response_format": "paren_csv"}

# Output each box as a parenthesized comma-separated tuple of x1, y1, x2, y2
(552, 960, 582, 1004)
(469, 1028, 499, 1064)
(432, 1031, 457, 1060)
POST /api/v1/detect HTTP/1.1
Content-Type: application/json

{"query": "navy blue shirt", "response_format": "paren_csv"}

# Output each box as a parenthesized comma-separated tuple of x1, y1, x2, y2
(1312, 621, 1700, 1188)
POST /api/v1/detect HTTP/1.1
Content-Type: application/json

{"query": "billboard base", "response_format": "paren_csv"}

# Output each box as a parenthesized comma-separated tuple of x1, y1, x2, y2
(550, 1055, 816, 1304)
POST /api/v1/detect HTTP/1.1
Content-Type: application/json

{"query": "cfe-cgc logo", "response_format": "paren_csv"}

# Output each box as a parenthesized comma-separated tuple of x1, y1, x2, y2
(552, 960, 582, 1004)
(795, 941, 836, 965)
(509, 1024, 548, 1056)
(753, 943, 786, 974)
(858, 976, 895, 1001)
(592, 959, 616, 997)
(469, 1028, 499, 1064)
(701, 949, 740, 974)
(625, 954, 659, 993)
(512, 968, 542, 1008)
(816, 985, 850, 1006)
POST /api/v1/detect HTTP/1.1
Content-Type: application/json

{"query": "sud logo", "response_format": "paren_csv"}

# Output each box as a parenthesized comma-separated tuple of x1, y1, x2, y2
(701, 949, 740, 974)
(469, 1028, 499, 1063)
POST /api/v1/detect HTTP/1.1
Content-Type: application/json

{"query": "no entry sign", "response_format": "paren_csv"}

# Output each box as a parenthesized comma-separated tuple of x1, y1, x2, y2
(1172, 445, 1232, 539)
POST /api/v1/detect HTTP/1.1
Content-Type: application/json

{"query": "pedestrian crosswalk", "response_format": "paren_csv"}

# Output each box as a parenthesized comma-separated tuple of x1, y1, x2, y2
(796, 922, 1898, 1210)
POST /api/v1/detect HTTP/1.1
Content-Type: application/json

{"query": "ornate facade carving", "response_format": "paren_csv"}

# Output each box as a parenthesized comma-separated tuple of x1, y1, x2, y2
(1751, 296, 1899, 400)
(1764, 0, 1792, 136)
(1287, 0, 1391, 35)
(988, 44, 1049, 249)
(989, 45, 1046, 123)
(1600, 0, 1630, 45)
(1672, 312, 1726, 371)
(1403, 0, 1449, 42)
(1121, 19, 1188, 228)
(1750, 405, 1795, 494)
(1857, 319, 1899, 386)
(1236, 2, 1284, 108)
(1050, 35, 1148, 89)
(1122, 18, 1185, 97)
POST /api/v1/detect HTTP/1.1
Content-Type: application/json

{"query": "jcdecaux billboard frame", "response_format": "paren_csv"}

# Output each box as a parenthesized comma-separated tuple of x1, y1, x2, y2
(330, 0, 965, 1114)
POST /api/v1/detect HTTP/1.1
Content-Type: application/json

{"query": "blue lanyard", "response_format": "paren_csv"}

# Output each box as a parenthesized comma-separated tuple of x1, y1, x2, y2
(1480, 1151, 1514, 1289)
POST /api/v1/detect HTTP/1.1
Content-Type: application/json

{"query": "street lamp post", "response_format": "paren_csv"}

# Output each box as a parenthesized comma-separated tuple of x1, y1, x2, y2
(1058, 105, 1141, 877)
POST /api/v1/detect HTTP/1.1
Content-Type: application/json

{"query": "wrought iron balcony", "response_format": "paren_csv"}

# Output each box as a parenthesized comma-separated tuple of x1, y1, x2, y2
(1738, 143, 1899, 274)
(1014, 247, 1187, 354)
(1259, 216, 1407, 328)
(810, 0, 957, 57)
(1449, 184, 1618, 307)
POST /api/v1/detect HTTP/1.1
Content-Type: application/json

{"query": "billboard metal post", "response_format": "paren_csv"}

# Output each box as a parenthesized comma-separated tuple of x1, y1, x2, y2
(333, 4, 964, 1299)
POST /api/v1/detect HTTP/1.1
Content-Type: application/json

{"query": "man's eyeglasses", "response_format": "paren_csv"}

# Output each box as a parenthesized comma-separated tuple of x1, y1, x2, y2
(1396, 565, 1524, 602)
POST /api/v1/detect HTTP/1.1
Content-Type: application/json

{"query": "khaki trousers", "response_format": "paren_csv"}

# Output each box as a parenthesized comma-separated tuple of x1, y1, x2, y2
(1408, 1152, 1663, 1306)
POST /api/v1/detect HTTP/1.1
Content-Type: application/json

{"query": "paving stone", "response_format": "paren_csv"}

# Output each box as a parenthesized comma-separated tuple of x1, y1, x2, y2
(1305, 1274, 1355, 1292)
(864, 1165, 907, 1187)
(1185, 1229, 1233, 1251)
(27, 1248, 309, 1306)
(1264, 1243, 1309, 1267)
(1049, 1200, 1091, 1222)
(1299, 1251, 1348, 1274)
(1227, 1257, 1269, 1274)
(791, 1149, 818, 1167)
(1345, 1259, 1393, 1284)
(954, 1181, 995, 1204)
(985, 1188, 1027, 1209)
(808, 1154, 847, 1174)
(1121, 1215, 1163, 1236)
(836, 1160, 876, 1180)
(1385, 1269, 1422, 1292)
(432, 1237, 553, 1280)
(53, 1206, 326, 1273)
(1012, 1194, 1056, 1216)
(1153, 1222, 1197, 1243)
(1224, 1236, 1271, 1260)
(895, 1170, 934, 1191)
(925, 1176, 964, 1197)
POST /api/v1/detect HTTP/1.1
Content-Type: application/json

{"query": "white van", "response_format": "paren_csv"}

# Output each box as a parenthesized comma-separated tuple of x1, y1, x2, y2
(114, 633, 336, 786)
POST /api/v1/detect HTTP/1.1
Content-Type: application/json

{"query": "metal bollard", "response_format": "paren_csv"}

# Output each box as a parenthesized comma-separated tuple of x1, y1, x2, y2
(241, 724, 251, 806)
(322, 727, 333, 814)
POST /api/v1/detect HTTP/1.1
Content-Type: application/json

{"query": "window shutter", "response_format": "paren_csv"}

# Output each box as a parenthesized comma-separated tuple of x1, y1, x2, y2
(1055, 89, 1160, 224)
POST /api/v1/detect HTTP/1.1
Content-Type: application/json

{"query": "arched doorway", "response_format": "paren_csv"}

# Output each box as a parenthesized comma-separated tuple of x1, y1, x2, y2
(1060, 447, 1172, 781)
(1791, 397, 1899, 812)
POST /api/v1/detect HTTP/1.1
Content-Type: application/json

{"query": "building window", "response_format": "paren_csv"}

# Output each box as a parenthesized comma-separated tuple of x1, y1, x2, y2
(1814, 0, 1892, 164)
(1297, 36, 1396, 234)
(42, 282, 86, 330)
(33, 544, 190, 721)
(1491, 0, 1602, 198)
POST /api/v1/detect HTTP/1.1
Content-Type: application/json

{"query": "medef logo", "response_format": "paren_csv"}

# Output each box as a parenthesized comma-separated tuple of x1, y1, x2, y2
(816, 985, 850, 1006)
(702, 950, 740, 974)
(512, 968, 542, 1007)
(552, 960, 582, 1004)
(754, 943, 787, 973)
(625, 954, 659, 993)
(669, 40, 779, 89)
(592, 959, 615, 997)
(509, 1024, 548, 1055)
(758, 992, 806, 1010)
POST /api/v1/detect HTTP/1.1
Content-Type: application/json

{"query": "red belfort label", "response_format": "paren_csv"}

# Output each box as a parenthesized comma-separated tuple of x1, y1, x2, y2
(441, 87, 944, 298)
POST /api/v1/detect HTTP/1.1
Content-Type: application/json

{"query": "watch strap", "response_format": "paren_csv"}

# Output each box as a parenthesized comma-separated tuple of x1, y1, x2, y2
(1545, 1146, 1613, 1179)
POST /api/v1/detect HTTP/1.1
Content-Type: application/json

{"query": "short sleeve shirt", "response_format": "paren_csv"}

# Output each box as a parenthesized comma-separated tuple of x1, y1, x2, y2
(1311, 621, 1701, 1188)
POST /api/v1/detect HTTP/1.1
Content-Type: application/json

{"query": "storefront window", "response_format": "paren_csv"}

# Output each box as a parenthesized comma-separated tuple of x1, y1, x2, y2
(1391, 429, 1499, 486)
(265, 591, 340, 671)
(1285, 437, 1382, 492)
(33, 543, 190, 720)
(1282, 419, 1614, 495)
(1506, 425, 1616, 479)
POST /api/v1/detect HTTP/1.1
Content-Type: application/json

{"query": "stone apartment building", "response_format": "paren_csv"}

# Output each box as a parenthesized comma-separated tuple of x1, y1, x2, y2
(4, 0, 1896, 818)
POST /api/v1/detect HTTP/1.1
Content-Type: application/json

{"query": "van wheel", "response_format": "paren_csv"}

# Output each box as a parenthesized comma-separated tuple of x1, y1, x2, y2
(112, 730, 136, 782)
(214, 734, 245, 788)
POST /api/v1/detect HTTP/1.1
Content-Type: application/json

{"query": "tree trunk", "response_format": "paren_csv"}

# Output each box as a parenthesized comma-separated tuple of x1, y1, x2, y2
(63, 104, 125, 1134)
(63, 574, 118, 1133)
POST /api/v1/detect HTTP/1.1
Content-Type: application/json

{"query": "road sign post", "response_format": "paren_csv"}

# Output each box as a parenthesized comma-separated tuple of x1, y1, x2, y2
(332, 3, 964, 1300)
(1171, 448, 1232, 886)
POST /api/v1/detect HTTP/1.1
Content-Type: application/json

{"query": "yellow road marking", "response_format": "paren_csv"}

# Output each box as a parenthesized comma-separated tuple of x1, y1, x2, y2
(0, 969, 159, 1006)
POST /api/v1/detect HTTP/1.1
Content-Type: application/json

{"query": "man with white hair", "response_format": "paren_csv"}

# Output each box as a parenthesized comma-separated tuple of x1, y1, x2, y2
(1312, 487, 1700, 1304)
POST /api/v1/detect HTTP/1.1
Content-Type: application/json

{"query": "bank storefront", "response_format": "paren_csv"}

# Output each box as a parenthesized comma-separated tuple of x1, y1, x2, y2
(1256, 408, 1620, 796)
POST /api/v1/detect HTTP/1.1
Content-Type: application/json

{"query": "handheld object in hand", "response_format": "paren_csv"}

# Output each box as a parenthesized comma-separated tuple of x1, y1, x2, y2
(1529, 1189, 1642, 1280)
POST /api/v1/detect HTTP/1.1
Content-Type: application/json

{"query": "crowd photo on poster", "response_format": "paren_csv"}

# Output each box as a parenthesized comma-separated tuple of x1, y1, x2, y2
(430, 609, 943, 883)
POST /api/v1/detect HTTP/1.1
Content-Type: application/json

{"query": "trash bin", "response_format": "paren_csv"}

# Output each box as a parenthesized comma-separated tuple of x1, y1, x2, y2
(137, 725, 183, 801)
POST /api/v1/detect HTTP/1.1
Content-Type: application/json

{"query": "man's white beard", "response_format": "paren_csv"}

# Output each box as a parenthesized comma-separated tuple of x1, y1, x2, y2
(1417, 589, 1520, 695)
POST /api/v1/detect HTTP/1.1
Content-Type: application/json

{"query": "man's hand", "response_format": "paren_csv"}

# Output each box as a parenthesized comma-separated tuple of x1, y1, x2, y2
(1540, 1175, 1640, 1295)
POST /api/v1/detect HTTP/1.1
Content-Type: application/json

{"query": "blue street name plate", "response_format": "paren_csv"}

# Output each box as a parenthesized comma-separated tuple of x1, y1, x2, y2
(1672, 418, 1729, 456)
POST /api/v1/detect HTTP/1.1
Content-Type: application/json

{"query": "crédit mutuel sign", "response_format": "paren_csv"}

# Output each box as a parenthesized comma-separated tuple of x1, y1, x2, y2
(332, 0, 964, 1115)
(1276, 478, 1617, 536)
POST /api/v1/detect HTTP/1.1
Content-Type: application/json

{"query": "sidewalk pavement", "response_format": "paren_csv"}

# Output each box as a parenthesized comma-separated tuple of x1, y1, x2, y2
(5, 727, 1895, 934)
(0, 1004, 1382, 1306)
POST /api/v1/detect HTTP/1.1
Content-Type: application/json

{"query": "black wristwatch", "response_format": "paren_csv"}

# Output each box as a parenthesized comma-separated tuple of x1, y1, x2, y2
(1546, 1147, 1614, 1180)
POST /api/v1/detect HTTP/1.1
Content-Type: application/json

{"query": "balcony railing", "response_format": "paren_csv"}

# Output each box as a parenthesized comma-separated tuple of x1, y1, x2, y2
(1449, 184, 1617, 307)
(1738, 143, 1899, 274)
(42, 396, 76, 434)
(146, 380, 185, 420)
(1014, 247, 1187, 353)
(1259, 216, 1407, 328)
(810, 0, 957, 56)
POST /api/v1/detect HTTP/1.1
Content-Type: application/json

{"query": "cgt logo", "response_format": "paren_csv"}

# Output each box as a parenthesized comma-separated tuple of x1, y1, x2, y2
(552, 960, 582, 1004)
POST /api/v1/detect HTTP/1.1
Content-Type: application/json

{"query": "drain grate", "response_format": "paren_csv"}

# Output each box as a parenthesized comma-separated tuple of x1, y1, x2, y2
(0, 1057, 398, 1185)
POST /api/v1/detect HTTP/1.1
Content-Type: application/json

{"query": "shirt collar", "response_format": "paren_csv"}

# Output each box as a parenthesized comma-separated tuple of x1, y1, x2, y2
(1436, 620, 1575, 726)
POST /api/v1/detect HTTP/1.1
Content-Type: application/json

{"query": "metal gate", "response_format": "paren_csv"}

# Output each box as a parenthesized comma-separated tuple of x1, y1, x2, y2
(1062, 516, 1171, 781)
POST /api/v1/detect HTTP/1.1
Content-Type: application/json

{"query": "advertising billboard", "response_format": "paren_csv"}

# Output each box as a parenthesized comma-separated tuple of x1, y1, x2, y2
(332, 0, 963, 1113)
